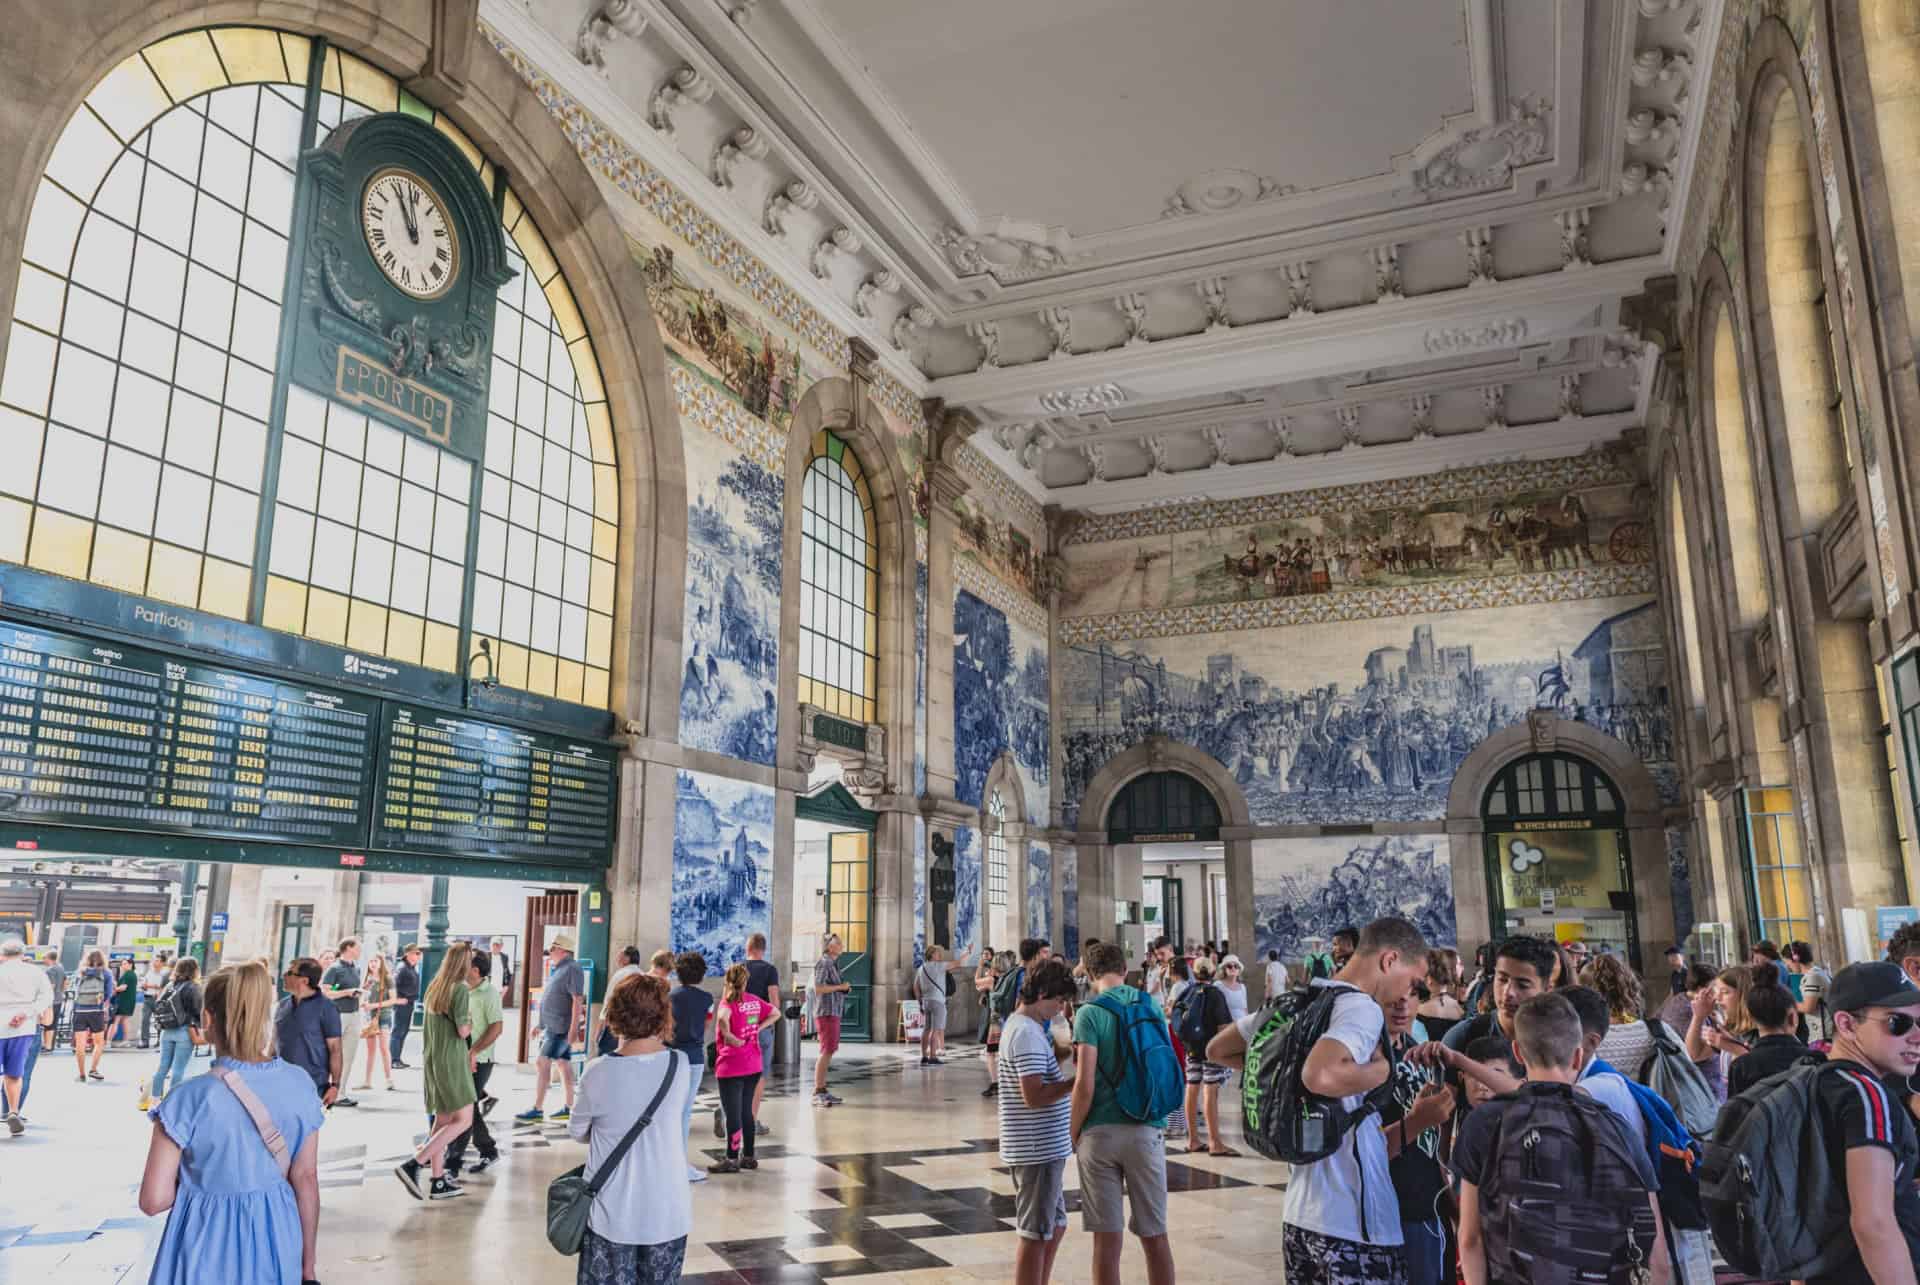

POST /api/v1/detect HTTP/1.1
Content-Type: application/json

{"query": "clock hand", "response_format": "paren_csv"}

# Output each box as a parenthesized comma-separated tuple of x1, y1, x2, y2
(401, 189, 420, 243)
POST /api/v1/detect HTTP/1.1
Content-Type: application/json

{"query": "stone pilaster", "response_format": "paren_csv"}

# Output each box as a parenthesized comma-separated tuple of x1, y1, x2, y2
(921, 401, 973, 806)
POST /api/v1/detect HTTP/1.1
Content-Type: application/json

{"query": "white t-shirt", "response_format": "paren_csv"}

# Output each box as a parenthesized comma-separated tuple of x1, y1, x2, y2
(1219, 981, 1249, 1023)
(1577, 1062, 1648, 1150)
(568, 1050, 692, 1246)
(1265, 961, 1287, 997)
(0, 959, 52, 1032)
(1278, 980, 1401, 1247)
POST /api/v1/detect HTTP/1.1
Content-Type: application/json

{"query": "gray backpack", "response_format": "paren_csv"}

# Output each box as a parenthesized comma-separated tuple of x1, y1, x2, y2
(1640, 1017, 1719, 1138)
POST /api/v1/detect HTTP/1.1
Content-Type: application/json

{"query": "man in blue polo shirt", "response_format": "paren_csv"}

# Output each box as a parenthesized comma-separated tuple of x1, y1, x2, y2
(274, 957, 341, 1106)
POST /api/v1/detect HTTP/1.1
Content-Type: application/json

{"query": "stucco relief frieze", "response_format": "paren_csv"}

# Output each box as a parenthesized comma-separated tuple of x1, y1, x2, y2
(1413, 97, 1553, 195)
(955, 555, 1049, 635)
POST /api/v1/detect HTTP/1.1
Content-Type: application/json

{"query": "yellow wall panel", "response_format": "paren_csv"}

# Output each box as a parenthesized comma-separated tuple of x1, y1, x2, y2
(496, 640, 529, 690)
(197, 557, 249, 619)
(544, 276, 586, 345)
(583, 666, 609, 711)
(28, 508, 93, 580)
(144, 542, 201, 607)
(588, 558, 614, 614)
(304, 587, 349, 645)
(421, 620, 459, 673)
(527, 650, 557, 697)
(143, 32, 228, 103)
(262, 575, 307, 634)
(385, 611, 424, 665)
(585, 609, 612, 668)
(0, 498, 30, 564)
(346, 597, 388, 653)
(338, 54, 398, 114)
(555, 657, 584, 704)
(209, 28, 293, 87)
(512, 212, 558, 287)
(88, 528, 148, 595)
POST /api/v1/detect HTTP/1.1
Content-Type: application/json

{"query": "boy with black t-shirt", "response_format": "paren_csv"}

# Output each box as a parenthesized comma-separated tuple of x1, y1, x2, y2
(1801, 962, 1920, 1285)
(1439, 936, 1558, 1064)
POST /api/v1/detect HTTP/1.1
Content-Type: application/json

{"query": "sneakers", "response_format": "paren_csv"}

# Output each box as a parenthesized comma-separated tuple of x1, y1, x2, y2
(981, 1084, 998, 1097)
(395, 1159, 425, 1200)
(429, 1176, 465, 1200)
(5, 1112, 23, 1136)
(391, 1061, 411, 1069)
(739, 1156, 759, 1170)
(88, 1070, 104, 1081)
(707, 1157, 739, 1174)
(479, 1095, 498, 1117)
(333, 1096, 359, 1108)
(824, 1092, 843, 1105)
(513, 1108, 544, 1124)
(465, 1156, 498, 1176)
(687, 1165, 708, 1183)
(549, 1106, 570, 1121)
(754, 1121, 771, 1136)
(713, 1106, 725, 1137)
(812, 1092, 836, 1107)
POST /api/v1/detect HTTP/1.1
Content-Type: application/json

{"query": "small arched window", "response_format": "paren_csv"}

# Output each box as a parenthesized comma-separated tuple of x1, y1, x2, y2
(987, 787, 1009, 909)
(798, 430, 877, 723)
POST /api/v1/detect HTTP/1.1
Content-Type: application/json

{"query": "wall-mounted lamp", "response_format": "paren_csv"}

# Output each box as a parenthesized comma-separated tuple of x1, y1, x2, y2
(468, 638, 497, 690)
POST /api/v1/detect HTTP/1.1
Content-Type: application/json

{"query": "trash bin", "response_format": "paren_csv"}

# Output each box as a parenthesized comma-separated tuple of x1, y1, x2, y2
(777, 1000, 804, 1073)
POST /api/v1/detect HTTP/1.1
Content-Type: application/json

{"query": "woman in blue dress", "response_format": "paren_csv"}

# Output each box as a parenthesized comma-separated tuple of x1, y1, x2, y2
(138, 959, 326, 1285)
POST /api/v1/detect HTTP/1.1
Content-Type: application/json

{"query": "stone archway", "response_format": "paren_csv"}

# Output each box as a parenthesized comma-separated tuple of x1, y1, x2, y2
(1445, 714, 1674, 987)
(1073, 737, 1255, 970)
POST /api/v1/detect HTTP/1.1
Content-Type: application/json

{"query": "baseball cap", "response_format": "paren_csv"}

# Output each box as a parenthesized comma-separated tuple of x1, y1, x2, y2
(1828, 961, 1920, 1012)
(550, 933, 577, 953)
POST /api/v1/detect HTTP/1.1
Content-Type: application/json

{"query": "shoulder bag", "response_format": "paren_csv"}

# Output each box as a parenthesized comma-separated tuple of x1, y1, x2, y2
(213, 1066, 292, 1178)
(546, 1049, 681, 1255)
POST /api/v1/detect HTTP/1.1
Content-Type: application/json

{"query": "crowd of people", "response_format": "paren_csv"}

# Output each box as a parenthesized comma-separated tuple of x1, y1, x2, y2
(12, 915, 1920, 1284)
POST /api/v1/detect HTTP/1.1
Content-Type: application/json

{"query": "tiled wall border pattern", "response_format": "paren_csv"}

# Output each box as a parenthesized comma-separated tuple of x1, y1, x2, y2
(957, 554, 1049, 635)
(670, 361, 786, 471)
(1059, 562, 1660, 645)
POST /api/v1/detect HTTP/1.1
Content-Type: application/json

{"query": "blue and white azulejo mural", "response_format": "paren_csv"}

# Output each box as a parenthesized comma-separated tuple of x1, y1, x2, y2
(679, 440, 783, 767)
(953, 589, 1050, 823)
(953, 824, 980, 956)
(671, 769, 774, 973)
(1059, 848, 1079, 960)
(1026, 843, 1051, 941)
(1251, 833, 1455, 964)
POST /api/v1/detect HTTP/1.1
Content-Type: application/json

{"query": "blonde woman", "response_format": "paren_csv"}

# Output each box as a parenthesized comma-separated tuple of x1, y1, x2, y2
(355, 954, 398, 1092)
(396, 942, 477, 1201)
(138, 960, 324, 1284)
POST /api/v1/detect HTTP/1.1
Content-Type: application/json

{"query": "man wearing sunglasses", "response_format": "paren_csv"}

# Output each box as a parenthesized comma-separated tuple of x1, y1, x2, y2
(1805, 962, 1920, 1285)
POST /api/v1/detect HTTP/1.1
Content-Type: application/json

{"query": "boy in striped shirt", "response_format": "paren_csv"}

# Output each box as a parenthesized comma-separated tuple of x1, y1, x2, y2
(998, 958, 1079, 1285)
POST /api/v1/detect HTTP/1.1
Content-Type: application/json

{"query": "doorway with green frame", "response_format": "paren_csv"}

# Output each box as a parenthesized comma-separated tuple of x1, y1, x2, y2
(795, 783, 879, 1041)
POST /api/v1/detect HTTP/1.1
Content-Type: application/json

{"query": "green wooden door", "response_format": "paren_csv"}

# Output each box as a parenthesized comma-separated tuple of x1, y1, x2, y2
(826, 829, 873, 1040)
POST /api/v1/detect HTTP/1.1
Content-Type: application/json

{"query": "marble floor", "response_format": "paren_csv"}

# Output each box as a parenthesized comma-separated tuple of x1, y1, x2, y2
(0, 1037, 1291, 1284)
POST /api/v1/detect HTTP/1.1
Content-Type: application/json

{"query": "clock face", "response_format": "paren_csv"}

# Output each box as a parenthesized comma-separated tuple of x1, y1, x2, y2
(360, 167, 459, 300)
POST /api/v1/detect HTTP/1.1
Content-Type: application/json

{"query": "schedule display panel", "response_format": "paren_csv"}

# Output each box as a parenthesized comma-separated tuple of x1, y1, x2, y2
(373, 705, 617, 867)
(0, 623, 376, 847)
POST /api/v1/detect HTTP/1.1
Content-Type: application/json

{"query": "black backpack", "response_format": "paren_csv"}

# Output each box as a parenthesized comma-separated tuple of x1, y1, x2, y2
(1171, 981, 1218, 1051)
(153, 983, 186, 1030)
(1699, 1060, 1893, 1280)
(1240, 983, 1379, 1164)
(1477, 1082, 1660, 1285)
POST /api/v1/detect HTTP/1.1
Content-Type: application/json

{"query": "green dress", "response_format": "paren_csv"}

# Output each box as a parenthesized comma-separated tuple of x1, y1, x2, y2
(115, 967, 138, 1016)
(423, 983, 477, 1114)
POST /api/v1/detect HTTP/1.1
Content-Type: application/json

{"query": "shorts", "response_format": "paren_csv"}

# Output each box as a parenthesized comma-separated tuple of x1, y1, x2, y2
(538, 1030, 572, 1061)
(1007, 1158, 1070, 1241)
(921, 997, 947, 1032)
(72, 1010, 106, 1034)
(815, 1015, 842, 1056)
(0, 1033, 32, 1078)
(1185, 1052, 1230, 1086)
(1075, 1123, 1168, 1238)
(757, 1024, 775, 1063)
(1281, 1225, 1408, 1285)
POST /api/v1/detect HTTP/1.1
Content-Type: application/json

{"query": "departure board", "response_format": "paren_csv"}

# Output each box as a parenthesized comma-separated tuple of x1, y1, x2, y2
(0, 623, 376, 846)
(373, 705, 617, 866)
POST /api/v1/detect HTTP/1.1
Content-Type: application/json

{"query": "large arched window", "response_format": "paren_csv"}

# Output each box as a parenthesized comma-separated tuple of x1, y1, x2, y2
(798, 430, 877, 723)
(987, 787, 1009, 909)
(1708, 302, 1771, 629)
(2, 29, 618, 706)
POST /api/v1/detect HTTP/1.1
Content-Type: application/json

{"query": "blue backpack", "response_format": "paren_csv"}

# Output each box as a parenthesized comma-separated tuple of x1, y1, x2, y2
(1089, 989, 1184, 1124)
(1589, 1056, 1706, 1230)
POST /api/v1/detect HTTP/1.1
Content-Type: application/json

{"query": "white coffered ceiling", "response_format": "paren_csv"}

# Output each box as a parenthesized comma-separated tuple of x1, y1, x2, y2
(491, 0, 1718, 509)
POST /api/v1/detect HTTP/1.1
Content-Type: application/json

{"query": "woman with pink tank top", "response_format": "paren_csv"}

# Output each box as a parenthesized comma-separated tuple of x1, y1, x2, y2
(708, 963, 768, 1174)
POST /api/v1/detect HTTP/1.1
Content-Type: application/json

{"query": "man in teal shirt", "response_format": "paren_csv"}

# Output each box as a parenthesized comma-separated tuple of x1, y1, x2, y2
(446, 952, 505, 1178)
(1070, 941, 1175, 1285)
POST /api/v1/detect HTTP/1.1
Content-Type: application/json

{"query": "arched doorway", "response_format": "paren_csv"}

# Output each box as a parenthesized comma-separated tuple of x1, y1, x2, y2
(1447, 715, 1675, 990)
(1073, 738, 1251, 969)
(1480, 752, 1638, 967)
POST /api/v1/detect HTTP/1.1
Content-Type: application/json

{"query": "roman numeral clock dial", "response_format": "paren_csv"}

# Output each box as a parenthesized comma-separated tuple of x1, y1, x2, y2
(360, 168, 458, 300)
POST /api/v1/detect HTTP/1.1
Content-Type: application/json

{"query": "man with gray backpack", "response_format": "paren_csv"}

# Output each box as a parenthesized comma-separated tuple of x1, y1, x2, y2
(1451, 992, 1669, 1285)
(1701, 960, 1920, 1284)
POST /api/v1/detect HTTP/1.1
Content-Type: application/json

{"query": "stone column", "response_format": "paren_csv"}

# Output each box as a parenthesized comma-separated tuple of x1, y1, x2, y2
(922, 802, 975, 1035)
(866, 802, 914, 1040)
(921, 403, 973, 804)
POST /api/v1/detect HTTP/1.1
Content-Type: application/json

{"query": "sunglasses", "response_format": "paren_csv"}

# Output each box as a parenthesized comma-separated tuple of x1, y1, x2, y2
(1856, 1012, 1920, 1037)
